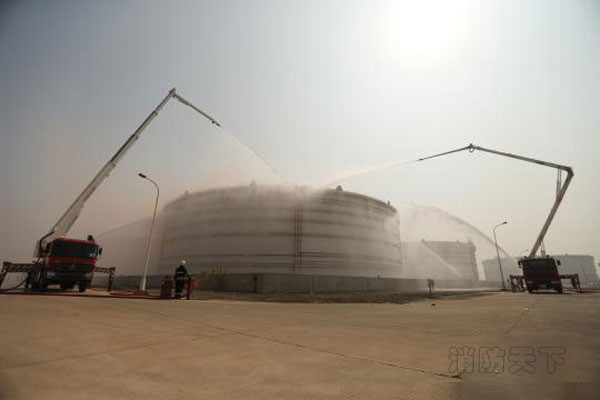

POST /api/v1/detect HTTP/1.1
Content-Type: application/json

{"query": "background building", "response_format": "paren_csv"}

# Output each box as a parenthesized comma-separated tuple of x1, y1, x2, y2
(482, 257, 520, 282)
(419, 240, 479, 281)
(552, 254, 599, 284)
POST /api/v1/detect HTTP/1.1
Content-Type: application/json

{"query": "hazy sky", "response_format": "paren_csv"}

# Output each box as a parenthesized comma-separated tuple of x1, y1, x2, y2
(1, 0, 599, 263)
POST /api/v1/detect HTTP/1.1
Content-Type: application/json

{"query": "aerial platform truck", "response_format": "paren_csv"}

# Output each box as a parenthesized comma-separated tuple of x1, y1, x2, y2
(0, 89, 220, 292)
(418, 143, 580, 293)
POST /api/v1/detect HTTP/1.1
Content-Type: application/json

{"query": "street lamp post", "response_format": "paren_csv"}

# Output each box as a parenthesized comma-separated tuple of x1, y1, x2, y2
(138, 172, 159, 292)
(493, 221, 508, 290)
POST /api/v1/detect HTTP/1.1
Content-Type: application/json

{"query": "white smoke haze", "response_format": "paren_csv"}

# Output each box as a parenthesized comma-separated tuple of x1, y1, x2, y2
(2, 0, 599, 269)
(0, 110, 548, 283)
(93, 181, 512, 283)
(0, 110, 577, 283)
(397, 203, 517, 280)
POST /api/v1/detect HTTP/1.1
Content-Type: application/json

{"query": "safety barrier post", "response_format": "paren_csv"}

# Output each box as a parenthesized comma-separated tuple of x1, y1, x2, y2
(107, 267, 115, 291)
(186, 276, 195, 300)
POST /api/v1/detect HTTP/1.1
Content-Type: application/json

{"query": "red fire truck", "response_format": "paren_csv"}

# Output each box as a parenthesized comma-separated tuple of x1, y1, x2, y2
(419, 143, 577, 294)
(0, 88, 219, 292)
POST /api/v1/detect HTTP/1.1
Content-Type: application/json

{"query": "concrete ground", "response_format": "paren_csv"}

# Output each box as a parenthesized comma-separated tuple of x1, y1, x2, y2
(0, 291, 598, 400)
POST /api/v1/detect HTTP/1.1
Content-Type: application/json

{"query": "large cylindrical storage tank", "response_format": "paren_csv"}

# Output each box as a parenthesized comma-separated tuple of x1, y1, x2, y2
(158, 185, 403, 278)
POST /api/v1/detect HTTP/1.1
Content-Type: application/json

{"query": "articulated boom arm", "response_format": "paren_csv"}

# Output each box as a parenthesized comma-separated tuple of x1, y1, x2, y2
(36, 88, 220, 257)
(418, 143, 574, 258)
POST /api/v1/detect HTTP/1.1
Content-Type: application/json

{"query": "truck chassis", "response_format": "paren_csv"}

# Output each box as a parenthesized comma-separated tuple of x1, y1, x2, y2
(0, 261, 116, 292)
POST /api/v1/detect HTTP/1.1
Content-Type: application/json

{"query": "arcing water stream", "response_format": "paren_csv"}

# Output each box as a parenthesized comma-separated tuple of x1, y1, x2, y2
(217, 126, 290, 184)
(325, 159, 418, 186)
(200, 126, 517, 280)
(407, 204, 516, 262)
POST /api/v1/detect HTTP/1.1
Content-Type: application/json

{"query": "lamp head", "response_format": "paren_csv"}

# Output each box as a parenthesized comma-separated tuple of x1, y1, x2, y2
(138, 172, 147, 178)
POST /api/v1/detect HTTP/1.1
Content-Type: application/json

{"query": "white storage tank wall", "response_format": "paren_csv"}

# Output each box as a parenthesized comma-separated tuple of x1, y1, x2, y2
(158, 185, 403, 278)
(299, 189, 402, 277)
(159, 186, 297, 272)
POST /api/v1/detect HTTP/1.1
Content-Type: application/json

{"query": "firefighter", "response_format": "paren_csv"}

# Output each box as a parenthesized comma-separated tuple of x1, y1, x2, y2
(518, 277, 525, 292)
(174, 260, 189, 299)
(427, 278, 435, 296)
(570, 275, 580, 292)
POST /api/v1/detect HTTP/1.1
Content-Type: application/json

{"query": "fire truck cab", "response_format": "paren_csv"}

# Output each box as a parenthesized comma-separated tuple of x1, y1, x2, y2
(34, 237, 102, 292)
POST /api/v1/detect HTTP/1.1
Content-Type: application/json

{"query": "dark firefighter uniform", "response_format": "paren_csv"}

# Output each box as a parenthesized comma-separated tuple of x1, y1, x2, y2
(174, 262, 189, 299)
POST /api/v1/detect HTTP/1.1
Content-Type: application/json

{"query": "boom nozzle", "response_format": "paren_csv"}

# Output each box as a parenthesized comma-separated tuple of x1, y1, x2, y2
(173, 93, 221, 127)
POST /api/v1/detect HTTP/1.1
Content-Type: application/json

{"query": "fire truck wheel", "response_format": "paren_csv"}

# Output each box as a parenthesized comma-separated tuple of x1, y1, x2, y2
(78, 281, 88, 293)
